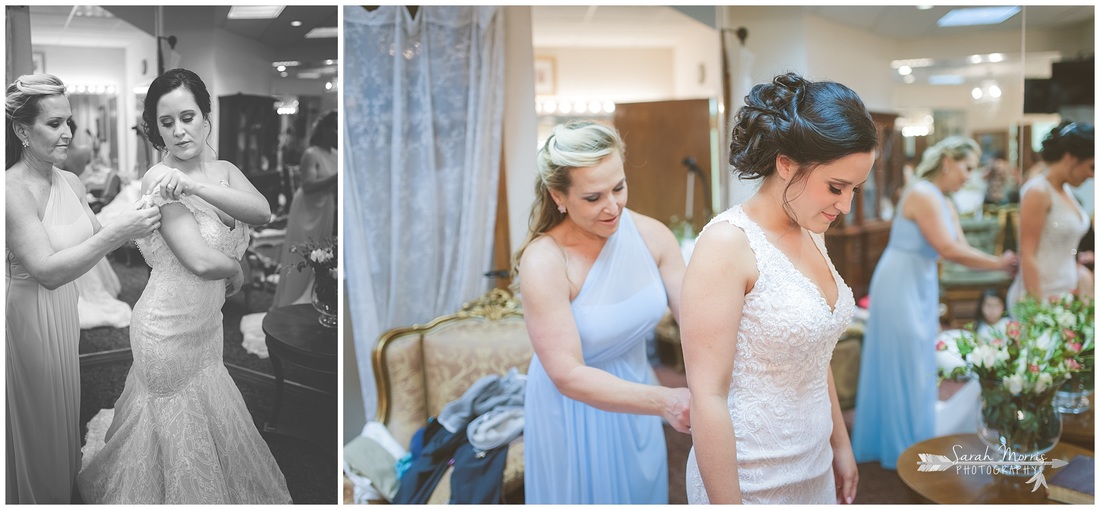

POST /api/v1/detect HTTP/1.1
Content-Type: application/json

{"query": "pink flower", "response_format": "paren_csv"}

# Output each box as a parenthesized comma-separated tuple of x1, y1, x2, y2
(1064, 329, 1077, 340)
(1029, 364, 1040, 374)
(991, 338, 1004, 347)
(1067, 342, 1083, 353)
(1067, 358, 1082, 371)
(1006, 321, 1021, 339)
(936, 340, 947, 351)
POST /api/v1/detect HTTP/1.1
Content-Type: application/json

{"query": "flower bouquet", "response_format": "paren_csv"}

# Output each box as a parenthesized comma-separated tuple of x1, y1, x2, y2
(1015, 293, 1095, 414)
(288, 236, 338, 328)
(941, 293, 1093, 461)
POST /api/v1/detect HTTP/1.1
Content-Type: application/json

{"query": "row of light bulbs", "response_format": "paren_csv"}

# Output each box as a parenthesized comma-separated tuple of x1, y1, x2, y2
(536, 100, 616, 116)
(67, 84, 117, 95)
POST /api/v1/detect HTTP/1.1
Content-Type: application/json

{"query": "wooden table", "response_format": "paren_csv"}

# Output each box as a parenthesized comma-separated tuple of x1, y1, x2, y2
(1061, 407, 1095, 450)
(898, 433, 1093, 504)
(263, 304, 338, 459)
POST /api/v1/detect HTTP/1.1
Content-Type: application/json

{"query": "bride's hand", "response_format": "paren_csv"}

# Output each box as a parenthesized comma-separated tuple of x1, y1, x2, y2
(225, 263, 245, 297)
(151, 168, 200, 200)
(832, 444, 858, 504)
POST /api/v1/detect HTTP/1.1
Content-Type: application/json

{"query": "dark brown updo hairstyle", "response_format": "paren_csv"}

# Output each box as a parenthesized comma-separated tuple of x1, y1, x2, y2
(6, 74, 68, 169)
(309, 110, 338, 151)
(1040, 121, 1094, 163)
(141, 68, 212, 152)
(728, 72, 877, 206)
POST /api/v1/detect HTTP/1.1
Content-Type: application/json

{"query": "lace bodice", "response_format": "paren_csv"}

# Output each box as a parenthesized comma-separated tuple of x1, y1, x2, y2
(136, 192, 248, 272)
(686, 205, 854, 504)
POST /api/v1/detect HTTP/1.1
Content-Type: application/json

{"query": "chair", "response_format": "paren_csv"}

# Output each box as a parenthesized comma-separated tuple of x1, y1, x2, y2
(372, 288, 531, 503)
(939, 216, 1012, 328)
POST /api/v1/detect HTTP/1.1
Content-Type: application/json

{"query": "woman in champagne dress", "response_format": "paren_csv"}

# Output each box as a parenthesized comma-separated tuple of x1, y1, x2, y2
(76, 68, 290, 504)
(6, 74, 159, 503)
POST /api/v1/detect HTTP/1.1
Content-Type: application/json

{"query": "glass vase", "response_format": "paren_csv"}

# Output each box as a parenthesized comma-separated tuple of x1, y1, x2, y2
(1053, 368, 1093, 415)
(311, 275, 337, 329)
(977, 378, 1063, 477)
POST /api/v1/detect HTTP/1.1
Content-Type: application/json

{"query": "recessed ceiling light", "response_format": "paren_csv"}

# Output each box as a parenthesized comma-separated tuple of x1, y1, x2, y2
(277, 65, 286, 72)
(988, 53, 1005, 63)
(228, 6, 285, 19)
(937, 6, 1020, 27)
(305, 27, 338, 39)
(291, 20, 302, 27)
(969, 55, 983, 64)
(273, 61, 300, 67)
(325, 59, 334, 66)
(929, 74, 966, 86)
(916, 5, 934, 10)
(898, 65, 913, 76)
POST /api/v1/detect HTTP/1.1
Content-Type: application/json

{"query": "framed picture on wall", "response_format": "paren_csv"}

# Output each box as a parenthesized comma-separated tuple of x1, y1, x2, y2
(534, 56, 556, 96)
(32, 52, 45, 74)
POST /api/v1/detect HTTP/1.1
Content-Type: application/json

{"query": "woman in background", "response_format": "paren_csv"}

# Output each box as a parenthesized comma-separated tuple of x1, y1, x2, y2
(853, 136, 1017, 470)
(682, 73, 875, 504)
(272, 110, 338, 308)
(515, 121, 690, 504)
(6, 74, 160, 503)
(76, 68, 290, 503)
(1007, 121, 1094, 306)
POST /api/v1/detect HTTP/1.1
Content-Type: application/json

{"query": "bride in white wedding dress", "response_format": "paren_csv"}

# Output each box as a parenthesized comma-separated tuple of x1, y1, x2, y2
(681, 74, 876, 504)
(76, 68, 291, 504)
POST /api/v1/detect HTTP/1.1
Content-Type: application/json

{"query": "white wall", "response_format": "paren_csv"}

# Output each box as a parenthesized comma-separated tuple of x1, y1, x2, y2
(504, 6, 538, 254)
(804, 16, 896, 112)
(535, 47, 675, 104)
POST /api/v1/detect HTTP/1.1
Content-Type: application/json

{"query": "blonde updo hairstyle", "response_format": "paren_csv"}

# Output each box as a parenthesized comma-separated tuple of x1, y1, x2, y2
(6, 74, 68, 169)
(510, 121, 625, 284)
(912, 135, 981, 182)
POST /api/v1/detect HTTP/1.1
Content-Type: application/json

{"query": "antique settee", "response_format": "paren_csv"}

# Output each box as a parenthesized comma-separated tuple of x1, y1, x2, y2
(371, 288, 532, 503)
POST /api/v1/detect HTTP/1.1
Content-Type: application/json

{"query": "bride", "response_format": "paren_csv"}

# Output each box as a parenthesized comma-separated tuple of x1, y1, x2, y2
(76, 68, 291, 503)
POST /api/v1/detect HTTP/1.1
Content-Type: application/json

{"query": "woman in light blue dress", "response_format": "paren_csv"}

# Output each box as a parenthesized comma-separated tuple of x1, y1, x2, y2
(852, 136, 1017, 469)
(513, 121, 689, 503)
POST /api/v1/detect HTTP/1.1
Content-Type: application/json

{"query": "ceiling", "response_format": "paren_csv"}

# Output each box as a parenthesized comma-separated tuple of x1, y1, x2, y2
(28, 6, 337, 81)
(532, 5, 1094, 47)
(531, 6, 1093, 88)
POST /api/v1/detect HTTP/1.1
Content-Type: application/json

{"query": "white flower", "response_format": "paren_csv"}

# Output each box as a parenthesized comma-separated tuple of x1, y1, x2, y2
(1034, 329, 1056, 353)
(1034, 373, 1054, 393)
(310, 248, 333, 264)
(1055, 309, 1076, 330)
(969, 345, 1002, 369)
(1004, 374, 1025, 396)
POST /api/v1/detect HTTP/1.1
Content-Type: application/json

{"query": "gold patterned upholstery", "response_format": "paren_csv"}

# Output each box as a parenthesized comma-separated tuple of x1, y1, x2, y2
(372, 288, 531, 503)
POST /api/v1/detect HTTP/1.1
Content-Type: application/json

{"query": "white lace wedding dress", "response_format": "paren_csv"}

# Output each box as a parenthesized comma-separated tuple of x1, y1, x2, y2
(685, 205, 854, 504)
(76, 190, 292, 504)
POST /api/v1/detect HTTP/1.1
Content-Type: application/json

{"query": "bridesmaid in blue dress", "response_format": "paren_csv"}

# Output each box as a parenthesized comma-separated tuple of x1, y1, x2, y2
(513, 121, 690, 503)
(852, 136, 1017, 469)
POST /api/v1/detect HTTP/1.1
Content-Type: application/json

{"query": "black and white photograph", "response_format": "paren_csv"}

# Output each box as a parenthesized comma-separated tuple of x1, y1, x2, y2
(341, 5, 1094, 505)
(5, 5, 338, 504)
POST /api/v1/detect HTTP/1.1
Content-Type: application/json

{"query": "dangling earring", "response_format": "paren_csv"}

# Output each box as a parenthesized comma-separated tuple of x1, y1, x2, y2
(558, 204, 567, 214)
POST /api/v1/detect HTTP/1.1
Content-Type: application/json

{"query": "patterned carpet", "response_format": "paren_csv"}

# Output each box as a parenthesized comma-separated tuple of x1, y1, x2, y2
(77, 256, 337, 504)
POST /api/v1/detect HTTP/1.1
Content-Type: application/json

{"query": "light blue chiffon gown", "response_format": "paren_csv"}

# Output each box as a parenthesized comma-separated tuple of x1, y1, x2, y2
(523, 209, 670, 504)
(853, 180, 955, 470)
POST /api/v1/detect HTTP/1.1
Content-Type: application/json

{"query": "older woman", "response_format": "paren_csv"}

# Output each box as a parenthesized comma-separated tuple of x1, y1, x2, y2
(852, 136, 1017, 470)
(514, 121, 690, 504)
(1007, 121, 1094, 306)
(5, 74, 160, 503)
